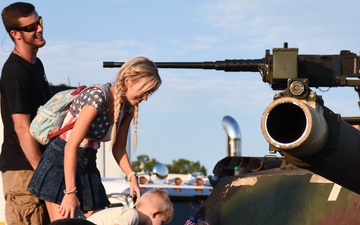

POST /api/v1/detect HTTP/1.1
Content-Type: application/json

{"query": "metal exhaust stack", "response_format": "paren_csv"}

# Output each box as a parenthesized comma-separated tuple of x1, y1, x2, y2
(222, 115, 242, 156)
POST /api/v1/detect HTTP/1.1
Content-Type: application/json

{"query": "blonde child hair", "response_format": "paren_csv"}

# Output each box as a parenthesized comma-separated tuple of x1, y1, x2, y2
(135, 188, 174, 224)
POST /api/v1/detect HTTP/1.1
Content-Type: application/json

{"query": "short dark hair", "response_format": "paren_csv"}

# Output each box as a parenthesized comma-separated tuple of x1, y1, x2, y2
(49, 218, 96, 225)
(2, 2, 35, 33)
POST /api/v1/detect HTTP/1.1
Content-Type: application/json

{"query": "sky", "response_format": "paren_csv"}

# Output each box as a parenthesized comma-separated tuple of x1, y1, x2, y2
(1, 0, 360, 175)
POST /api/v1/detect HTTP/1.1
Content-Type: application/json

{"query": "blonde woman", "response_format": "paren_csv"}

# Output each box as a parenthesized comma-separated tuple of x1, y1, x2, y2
(28, 56, 162, 222)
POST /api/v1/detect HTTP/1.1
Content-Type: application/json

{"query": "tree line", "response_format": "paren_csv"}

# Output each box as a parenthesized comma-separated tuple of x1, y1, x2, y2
(131, 154, 207, 176)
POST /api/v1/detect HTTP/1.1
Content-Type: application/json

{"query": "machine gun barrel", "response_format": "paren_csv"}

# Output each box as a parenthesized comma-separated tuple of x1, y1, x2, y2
(261, 97, 360, 194)
(104, 42, 360, 91)
(103, 59, 264, 72)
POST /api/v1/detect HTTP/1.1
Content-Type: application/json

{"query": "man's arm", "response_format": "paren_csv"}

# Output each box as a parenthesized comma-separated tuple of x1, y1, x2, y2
(12, 113, 43, 170)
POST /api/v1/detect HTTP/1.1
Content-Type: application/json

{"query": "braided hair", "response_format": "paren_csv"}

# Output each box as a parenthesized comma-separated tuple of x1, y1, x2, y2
(110, 56, 161, 150)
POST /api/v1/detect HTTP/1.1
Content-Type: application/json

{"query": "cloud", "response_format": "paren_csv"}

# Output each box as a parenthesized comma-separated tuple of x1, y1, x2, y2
(197, 0, 360, 53)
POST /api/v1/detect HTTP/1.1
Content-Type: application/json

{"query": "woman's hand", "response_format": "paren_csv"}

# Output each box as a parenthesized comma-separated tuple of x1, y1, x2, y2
(58, 193, 80, 218)
(130, 177, 141, 202)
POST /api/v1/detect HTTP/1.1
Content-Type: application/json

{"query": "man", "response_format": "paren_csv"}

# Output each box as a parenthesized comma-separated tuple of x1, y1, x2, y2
(0, 2, 51, 224)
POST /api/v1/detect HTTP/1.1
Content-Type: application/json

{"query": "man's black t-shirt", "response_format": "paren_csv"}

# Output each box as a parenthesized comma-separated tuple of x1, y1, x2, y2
(0, 53, 51, 171)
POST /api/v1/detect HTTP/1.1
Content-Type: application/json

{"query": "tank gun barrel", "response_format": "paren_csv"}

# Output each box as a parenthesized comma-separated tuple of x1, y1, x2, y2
(103, 59, 264, 72)
(261, 94, 360, 194)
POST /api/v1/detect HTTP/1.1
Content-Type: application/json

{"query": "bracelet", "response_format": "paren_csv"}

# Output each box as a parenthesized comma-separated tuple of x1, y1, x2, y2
(64, 187, 78, 195)
(127, 171, 137, 181)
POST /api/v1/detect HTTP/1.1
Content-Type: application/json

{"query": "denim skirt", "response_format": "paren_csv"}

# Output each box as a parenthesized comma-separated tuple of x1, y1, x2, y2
(27, 137, 110, 211)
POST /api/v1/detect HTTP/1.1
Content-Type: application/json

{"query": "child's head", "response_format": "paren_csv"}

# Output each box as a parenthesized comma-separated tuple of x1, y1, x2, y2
(135, 188, 174, 225)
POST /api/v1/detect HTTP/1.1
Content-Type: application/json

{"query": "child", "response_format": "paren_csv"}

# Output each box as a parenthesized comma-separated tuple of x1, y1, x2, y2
(87, 188, 174, 225)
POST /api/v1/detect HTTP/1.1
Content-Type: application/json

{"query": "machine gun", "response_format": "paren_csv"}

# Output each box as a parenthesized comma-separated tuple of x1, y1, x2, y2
(103, 42, 360, 92)
(104, 43, 360, 194)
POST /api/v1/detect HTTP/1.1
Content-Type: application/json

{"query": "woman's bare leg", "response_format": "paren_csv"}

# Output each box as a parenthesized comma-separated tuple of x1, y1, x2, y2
(46, 201, 98, 221)
(84, 210, 95, 218)
(45, 201, 64, 222)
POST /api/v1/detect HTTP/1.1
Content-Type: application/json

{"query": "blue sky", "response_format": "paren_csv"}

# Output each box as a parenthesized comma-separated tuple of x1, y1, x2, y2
(1, 0, 360, 174)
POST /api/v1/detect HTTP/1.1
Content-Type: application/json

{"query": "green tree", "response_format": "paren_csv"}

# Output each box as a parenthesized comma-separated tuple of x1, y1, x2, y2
(166, 158, 207, 176)
(131, 155, 207, 176)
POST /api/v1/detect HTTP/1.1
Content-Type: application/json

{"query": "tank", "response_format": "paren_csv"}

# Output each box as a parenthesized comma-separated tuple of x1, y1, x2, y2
(103, 43, 360, 225)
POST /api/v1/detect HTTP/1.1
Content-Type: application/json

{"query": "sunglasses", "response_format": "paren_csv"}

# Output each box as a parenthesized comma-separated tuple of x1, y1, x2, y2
(11, 16, 43, 32)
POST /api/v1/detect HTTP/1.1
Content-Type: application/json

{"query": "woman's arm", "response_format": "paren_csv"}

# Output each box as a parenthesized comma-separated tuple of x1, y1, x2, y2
(58, 105, 98, 218)
(112, 112, 141, 199)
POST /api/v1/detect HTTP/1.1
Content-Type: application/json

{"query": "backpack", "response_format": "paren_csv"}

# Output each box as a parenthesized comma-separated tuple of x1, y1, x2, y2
(30, 84, 110, 145)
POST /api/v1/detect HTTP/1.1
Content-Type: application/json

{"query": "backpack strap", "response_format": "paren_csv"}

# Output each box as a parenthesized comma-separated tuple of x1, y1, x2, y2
(47, 84, 110, 139)
(47, 120, 77, 139)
